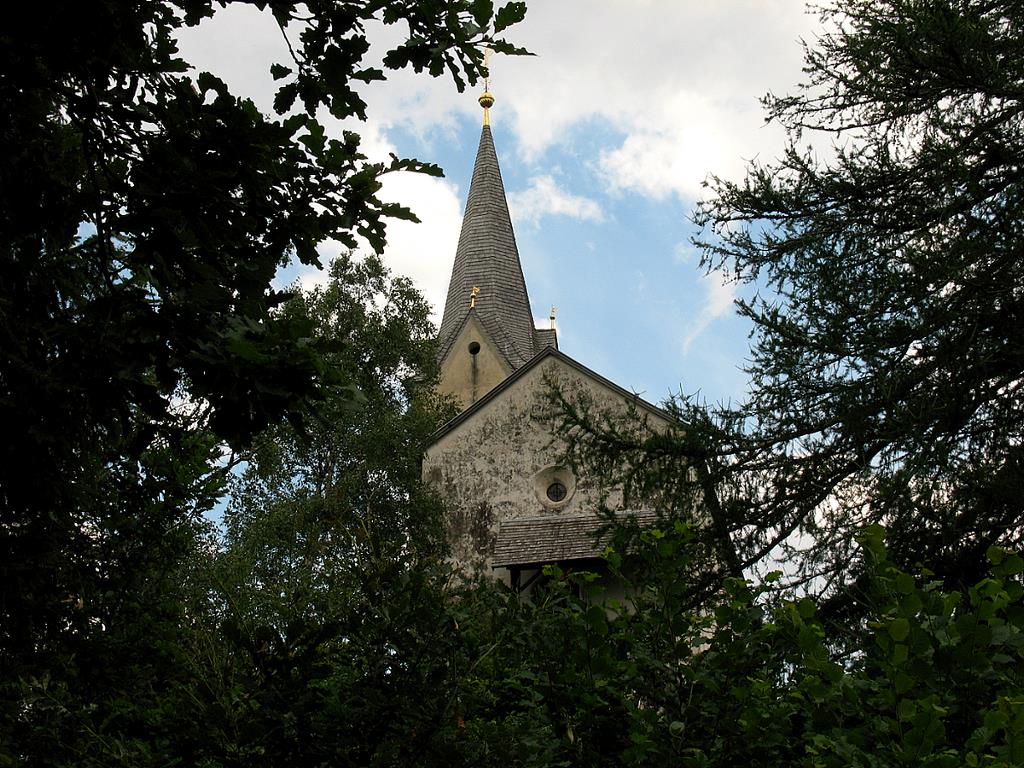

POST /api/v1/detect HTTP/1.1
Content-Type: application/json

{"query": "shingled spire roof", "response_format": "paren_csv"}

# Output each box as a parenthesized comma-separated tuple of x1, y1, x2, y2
(437, 122, 542, 369)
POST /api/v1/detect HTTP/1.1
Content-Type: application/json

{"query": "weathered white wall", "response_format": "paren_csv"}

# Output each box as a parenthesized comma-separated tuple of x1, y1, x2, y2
(424, 354, 669, 575)
(436, 314, 511, 411)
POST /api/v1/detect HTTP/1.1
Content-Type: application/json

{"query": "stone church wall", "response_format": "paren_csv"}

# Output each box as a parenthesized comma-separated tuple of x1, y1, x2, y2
(423, 354, 667, 575)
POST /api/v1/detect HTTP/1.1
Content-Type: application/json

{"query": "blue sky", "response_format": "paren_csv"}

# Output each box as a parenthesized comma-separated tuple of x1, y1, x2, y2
(177, 2, 823, 408)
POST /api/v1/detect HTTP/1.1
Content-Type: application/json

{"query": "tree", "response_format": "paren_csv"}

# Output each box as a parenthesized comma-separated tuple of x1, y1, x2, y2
(563, 0, 1024, 602)
(219, 253, 453, 628)
(703, 0, 1024, 594)
(0, 0, 526, 758)
(590, 527, 1024, 768)
(342, 524, 1022, 768)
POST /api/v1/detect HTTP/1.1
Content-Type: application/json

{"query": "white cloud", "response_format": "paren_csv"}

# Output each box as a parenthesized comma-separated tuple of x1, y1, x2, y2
(294, 269, 329, 295)
(287, 169, 462, 325)
(321, 120, 464, 323)
(673, 241, 699, 265)
(376, 171, 463, 324)
(507, 175, 604, 227)
(291, 240, 342, 294)
(174, 4, 285, 115)
(597, 91, 768, 200)
(176, 1, 822, 205)
(681, 269, 736, 354)
(489, 1, 815, 200)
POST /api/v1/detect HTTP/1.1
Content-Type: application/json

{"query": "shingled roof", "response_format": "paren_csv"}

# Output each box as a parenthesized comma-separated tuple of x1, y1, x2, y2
(437, 125, 541, 369)
(492, 510, 658, 568)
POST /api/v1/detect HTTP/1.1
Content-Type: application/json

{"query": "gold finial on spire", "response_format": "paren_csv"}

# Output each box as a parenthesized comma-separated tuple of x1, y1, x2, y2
(478, 47, 494, 126)
(470, 286, 481, 308)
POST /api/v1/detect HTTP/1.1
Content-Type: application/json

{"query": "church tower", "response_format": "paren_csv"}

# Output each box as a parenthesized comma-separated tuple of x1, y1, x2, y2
(435, 89, 556, 411)
(424, 82, 670, 588)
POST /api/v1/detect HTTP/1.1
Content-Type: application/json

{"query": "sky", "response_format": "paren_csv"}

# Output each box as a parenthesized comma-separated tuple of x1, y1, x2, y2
(176, 2, 824, 408)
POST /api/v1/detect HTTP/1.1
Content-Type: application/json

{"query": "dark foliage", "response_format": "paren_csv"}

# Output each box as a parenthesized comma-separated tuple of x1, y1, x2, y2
(0, 0, 525, 761)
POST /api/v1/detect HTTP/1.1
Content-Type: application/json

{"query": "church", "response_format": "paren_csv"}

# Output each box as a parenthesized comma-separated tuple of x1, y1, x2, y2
(422, 86, 672, 592)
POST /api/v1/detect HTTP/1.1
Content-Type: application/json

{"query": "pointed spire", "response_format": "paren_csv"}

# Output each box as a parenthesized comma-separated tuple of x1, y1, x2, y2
(437, 101, 540, 369)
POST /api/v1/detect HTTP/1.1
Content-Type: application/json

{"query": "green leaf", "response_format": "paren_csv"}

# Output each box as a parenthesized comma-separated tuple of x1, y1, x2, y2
(274, 82, 299, 114)
(898, 698, 917, 721)
(1001, 554, 1023, 575)
(470, 0, 493, 26)
(386, 153, 444, 177)
(891, 642, 908, 665)
(493, 1, 527, 32)
(796, 597, 816, 619)
(196, 70, 227, 96)
(488, 40, 532, 56)
(894, 671, 913, 694)
(895, 571, 916, 595)
(889, 617, 910, 642)
(354, 67, 386, 84)
(988, 546, 1007, 564)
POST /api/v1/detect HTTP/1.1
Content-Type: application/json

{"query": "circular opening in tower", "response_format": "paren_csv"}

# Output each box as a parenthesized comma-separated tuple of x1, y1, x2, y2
(546, 481, 567, 503)
(468, 341, 481, 355)
(533, 465, 576, 509)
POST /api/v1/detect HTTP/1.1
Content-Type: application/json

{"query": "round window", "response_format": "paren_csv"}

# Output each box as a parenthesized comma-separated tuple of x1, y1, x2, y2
(533, 465, 576, 509)
(546, 481, 567, 503)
